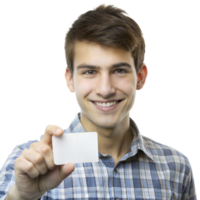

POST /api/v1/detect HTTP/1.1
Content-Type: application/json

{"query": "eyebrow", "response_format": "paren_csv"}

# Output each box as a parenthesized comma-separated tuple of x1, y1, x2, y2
(76, 62, 132, 70)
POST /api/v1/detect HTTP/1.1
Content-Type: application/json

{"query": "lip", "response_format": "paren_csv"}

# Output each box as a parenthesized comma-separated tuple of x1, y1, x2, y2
(90, 99, 123, 112)
(91, 99, 123, 103)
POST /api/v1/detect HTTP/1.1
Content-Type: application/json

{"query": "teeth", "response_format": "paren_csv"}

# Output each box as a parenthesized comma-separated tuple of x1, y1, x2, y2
(95, 101, 118, 107)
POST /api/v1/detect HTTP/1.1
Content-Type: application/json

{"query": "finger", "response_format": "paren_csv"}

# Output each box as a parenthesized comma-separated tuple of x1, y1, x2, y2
(22, 149, 48, 175)
(59, 163, 75, 181)
(30, 142, 55, 170)
(15, 156, 40, 179)
(40, 145, 55, 170)
(41, 125, 64, 145)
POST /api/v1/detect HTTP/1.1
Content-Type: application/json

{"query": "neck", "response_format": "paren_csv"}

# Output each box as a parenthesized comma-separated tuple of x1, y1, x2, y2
(80, 113, 133, 164)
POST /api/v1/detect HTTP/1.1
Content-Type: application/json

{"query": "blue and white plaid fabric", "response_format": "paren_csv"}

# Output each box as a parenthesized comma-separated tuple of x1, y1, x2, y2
(0, 113, 196, 199)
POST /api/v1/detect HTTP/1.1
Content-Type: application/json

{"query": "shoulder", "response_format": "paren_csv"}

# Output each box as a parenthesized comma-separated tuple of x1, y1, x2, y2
(14, 140, 39, 151)
(142, 135, 191, 174)
(0, 140, 39, 172)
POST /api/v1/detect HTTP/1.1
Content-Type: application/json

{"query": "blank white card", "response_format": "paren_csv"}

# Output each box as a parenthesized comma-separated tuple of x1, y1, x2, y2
(52, 132, 99, 165)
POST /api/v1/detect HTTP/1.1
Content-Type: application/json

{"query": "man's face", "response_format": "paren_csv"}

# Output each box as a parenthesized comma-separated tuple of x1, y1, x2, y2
(66, 41, 138, 129)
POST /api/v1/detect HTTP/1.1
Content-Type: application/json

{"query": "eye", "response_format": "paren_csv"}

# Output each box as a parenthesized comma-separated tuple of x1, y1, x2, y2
(83, 70, 94, 75)
(83, 69, 127, 75)
(115, 69, 127, 73)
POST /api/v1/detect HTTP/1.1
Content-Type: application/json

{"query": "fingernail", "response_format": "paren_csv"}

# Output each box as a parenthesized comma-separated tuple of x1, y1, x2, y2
(55, 128, 62, 134)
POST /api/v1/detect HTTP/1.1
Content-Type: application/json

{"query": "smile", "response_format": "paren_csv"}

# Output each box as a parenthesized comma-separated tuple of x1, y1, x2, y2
(91, 99, 123, 111)
(95, 101, 118, 107)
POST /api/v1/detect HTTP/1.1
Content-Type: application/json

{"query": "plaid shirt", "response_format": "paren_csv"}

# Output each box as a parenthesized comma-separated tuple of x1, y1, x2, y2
(0, 113, 196, 200)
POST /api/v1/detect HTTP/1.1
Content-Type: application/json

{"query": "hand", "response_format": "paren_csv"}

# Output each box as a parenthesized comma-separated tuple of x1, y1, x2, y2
(7, 125, 75, 200)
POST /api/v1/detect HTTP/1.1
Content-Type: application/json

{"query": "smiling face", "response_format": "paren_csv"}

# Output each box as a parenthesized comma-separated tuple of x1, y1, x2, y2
(65, 41, 146, 131)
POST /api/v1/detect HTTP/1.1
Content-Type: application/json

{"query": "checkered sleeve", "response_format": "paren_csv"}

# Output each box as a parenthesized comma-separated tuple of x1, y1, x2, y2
(0, 140, 38, 200)
(181, 158, 197, 200)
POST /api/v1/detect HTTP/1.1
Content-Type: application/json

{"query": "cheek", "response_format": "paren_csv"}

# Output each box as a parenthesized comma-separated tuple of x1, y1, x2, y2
(116, 77, 136, 112)
(115, 76, 136, 97)
(75, 78, 94, 100)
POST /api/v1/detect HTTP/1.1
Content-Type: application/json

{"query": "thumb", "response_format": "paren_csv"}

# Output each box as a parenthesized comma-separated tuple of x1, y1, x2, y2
(59, 163, 75, 180)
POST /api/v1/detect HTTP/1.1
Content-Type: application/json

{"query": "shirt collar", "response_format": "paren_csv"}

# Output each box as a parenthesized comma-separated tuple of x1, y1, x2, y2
(64, 113, 154, 162)
(128, 118, 154, 161)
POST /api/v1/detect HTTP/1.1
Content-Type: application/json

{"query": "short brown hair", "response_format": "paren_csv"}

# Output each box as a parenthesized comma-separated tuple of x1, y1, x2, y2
(65, 4, 145, 76)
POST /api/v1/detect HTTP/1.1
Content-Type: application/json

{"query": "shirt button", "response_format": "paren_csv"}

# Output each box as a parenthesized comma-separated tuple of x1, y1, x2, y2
(114, 168, 118, 173)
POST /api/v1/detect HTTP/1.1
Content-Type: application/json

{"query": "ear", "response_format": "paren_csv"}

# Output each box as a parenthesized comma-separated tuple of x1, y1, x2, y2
(65, 67, 75, 92)
(136, 63, 148, 90)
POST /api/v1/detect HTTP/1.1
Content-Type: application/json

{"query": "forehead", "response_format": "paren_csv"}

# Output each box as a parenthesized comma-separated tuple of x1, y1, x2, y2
(73, 41, 135, 69)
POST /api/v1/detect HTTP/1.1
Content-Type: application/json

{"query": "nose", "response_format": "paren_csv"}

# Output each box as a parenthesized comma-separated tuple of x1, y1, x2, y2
(95, 73, 116, 99)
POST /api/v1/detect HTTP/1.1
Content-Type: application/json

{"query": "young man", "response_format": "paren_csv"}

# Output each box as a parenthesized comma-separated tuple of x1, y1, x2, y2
(64, 39, 148, 164)
(0, 5, 196, 200)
